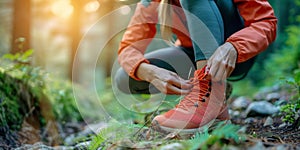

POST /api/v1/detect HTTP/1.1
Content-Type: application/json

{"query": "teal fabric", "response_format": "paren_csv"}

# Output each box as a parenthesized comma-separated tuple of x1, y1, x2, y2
(141, 0, 152, 7)
(214, 0, 244, 39)
(180, 0, 224, 61)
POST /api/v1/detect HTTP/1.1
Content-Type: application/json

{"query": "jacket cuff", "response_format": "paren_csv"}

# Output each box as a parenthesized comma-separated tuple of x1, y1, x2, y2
(129, 58, 150, 81)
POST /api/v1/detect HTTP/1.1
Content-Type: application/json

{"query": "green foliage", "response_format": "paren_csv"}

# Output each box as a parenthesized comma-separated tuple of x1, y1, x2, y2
(0, 50, 40, 130)
(44, 78, 83, 122)
(89, 120, 148, 150)
(280, 70, 300, 124)
(0, 90, 22, 130)
(0, 50, 84, 130)
(3, 49, 33, 64)
(232, 0, 300, 96)
(186, 122, 246, 150)
(280, 103, 300, 123)
(89, 134, 105, 150)
(89, 120, 246, 150)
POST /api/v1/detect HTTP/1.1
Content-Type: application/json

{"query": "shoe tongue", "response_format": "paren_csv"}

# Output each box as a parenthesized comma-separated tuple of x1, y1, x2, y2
(194, 66, 208, 80)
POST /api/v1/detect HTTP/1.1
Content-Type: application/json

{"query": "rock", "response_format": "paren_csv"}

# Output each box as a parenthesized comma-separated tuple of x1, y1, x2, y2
(237, 126, 248, 134)
(231, 96, 251, 110)
(274, 99, 288, 106)
(278, 123, 287, 128)
(253, 85, 280, 100)
(160, 143, 185, 150)
(74, 141, 91, 150)
(247, 141, 266, 150)
(15, 142, 54, 150)
(54, 146, 74, 150)
(263, 117, 274, 127)
(64, 122, 106, 146)
(229, 109, 241, 118)
(266, 92, 281, 101)
(244, 117, 256, 124)
(64, 134, 76, 146)
(245, 101, 279, 117)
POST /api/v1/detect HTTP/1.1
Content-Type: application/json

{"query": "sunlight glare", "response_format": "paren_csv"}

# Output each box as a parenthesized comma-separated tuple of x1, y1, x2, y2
(119, 5, 131, 15)
(84, 0, 100, 13)
(51, 0, 74, 19)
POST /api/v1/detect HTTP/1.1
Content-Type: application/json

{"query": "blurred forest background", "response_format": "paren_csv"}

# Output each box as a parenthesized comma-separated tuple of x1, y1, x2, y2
(0, 0, 299, 94)
(0, 0, 300, 148)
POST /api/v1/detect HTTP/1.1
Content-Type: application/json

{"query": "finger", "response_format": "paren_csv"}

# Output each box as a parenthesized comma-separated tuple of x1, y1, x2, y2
(166, 83, 191, 95)
(208, 61, 220, 79)
(167, 73, 193, 90)
(151, 79, 190, 95)
(214, 62, 226, 81)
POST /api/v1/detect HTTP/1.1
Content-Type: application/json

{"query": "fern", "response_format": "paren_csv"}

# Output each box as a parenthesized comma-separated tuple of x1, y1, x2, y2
(89, 120, 149, 149)
(186, 122, 245, 150)
(188, 127, 210, 150)
(89, 133, 105, 150)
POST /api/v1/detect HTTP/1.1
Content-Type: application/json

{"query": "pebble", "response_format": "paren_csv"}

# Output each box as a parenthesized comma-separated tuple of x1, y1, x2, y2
(278, 122, 287, 128)
(229, 109, 241, 117)
(263, 117, 274, 127)
(244, 117, 256, 124)
(231, 96, 251, 110)
(74, 141, 91, 150)
(266, 92, 281, 101)
(245, 101, 279, 117)
(160, 143, 184, 150)
(247, 141, 266, 150)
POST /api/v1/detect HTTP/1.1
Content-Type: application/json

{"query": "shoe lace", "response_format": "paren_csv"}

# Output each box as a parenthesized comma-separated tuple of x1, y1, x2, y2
(176, 70, 211, 110)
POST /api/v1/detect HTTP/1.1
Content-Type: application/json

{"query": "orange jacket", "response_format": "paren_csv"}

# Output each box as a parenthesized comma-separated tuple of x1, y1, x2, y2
(118, 0, 277, 80)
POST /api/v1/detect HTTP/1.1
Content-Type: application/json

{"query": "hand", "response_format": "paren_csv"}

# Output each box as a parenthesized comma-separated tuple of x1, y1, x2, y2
(136, 63, 192, 95)
(207, 42, 237, 81)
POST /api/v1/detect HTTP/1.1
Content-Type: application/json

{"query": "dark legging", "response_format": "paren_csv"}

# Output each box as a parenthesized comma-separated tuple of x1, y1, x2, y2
(114, 46, 255, 94)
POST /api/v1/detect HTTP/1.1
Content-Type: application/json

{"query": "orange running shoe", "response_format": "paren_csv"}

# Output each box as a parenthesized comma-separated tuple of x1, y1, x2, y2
(152, 66, 230, 135)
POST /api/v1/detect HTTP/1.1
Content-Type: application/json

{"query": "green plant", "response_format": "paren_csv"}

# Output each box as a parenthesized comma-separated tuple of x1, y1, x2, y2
(88, 120, 147, 150)
(0, 50, 40, 130)
(280, 69, 300, 124)
(88, 120, 246, 150)
(185, 122, 246, 150)
(0, 50, 86, 131)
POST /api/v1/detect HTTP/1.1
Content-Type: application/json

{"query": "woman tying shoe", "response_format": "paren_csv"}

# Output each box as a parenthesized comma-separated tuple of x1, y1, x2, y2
(114, 0, 277, 134)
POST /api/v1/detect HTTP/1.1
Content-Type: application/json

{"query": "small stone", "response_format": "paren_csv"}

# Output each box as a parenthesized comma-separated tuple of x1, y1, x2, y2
(231, 96, 251, 110)
(244, 117, 256, 124)
(245, 101, 279, 117)
(274, 99, 287, 106)
(263, 117, 274, 127)
(248, 141, 266, 150)
(229, 109, 241, 117)
(160, 143, 184, 150)
(278, 122, 287, 128)
(266, 92, 281, 101)
(237, 125, 248, 133)
(74, 141, 91, 150)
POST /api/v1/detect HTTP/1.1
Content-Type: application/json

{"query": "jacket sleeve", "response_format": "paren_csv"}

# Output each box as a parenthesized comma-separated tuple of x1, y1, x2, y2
(118, 1, 159, 80)
(226, 0, 277, 63)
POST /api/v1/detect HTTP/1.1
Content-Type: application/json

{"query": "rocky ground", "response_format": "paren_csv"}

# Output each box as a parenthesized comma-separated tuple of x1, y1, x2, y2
(1, 84, 300, 150)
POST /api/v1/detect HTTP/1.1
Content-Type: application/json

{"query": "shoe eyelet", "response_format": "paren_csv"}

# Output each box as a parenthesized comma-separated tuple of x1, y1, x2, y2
(194, 102, 199, 107)
(205, 92, 210, 97)
(208, 87, 212, 92)
(201, 98, 206, 102)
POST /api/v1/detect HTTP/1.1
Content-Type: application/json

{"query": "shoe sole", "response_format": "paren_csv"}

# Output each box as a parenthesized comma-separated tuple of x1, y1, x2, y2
(153, 119, 231, 139)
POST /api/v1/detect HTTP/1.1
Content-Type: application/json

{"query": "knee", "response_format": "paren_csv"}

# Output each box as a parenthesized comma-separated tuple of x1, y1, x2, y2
(113, 68, 131, 94)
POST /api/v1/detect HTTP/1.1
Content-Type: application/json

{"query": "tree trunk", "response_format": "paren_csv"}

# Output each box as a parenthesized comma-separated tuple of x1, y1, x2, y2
(11, 0, 31, 54)
(69, 0, 83, 81)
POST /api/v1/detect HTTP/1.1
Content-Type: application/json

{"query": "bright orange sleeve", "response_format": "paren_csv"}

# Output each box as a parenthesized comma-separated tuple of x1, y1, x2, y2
(227, 0, 277, 63)
(117, 1, 160, 80)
